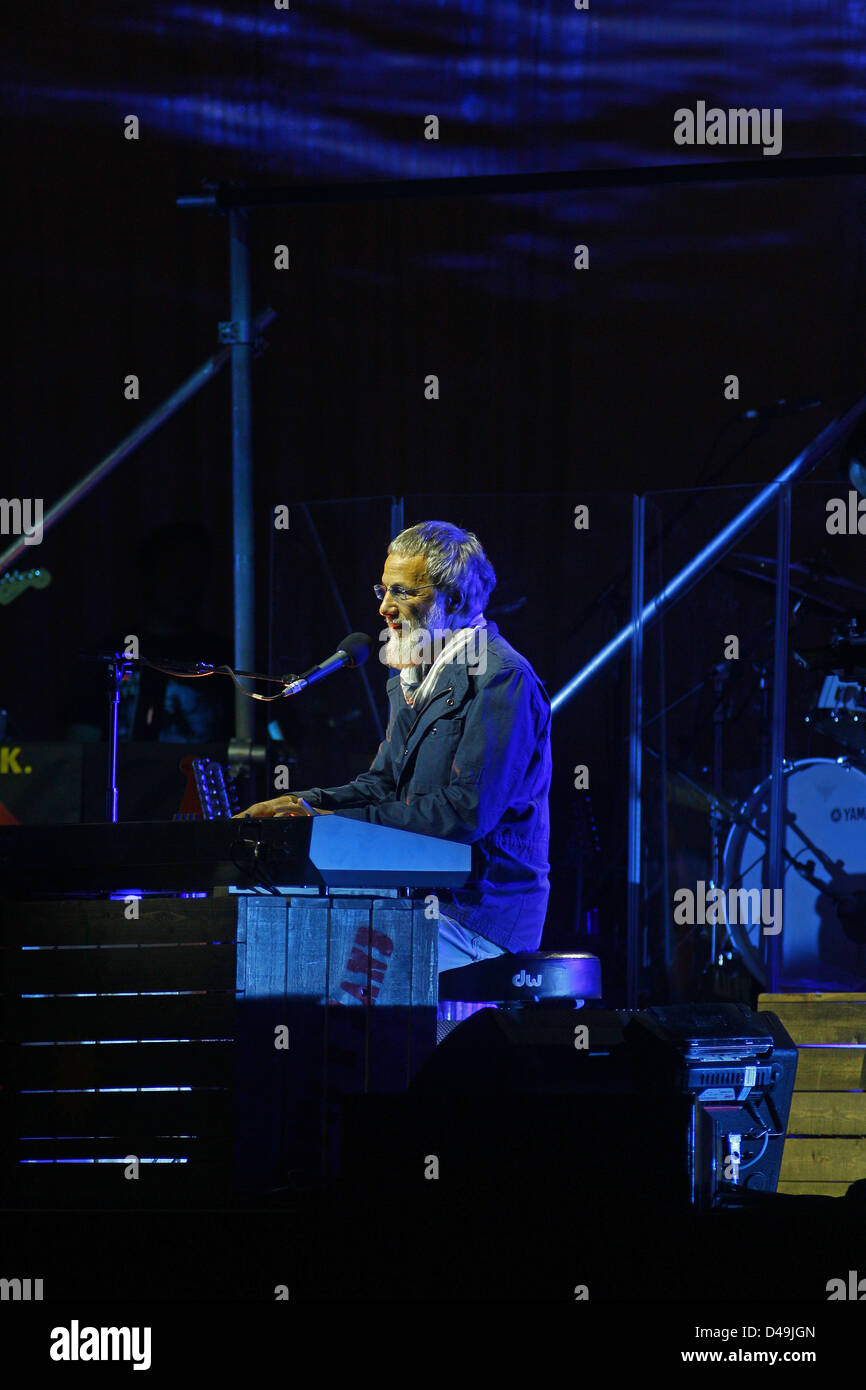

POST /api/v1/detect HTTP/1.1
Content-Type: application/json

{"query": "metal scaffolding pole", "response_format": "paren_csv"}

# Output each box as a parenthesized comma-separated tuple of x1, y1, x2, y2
(229, 209, 255, 743)
(177, 154, 866, 213)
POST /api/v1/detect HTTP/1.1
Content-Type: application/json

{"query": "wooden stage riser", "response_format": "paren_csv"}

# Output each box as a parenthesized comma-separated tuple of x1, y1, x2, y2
(0, 896, 239, 944)
(791, 1049, 866, 1090)
(779, 1140, 866, 1182)
(777, 1182, 854, 1197)
(1, 894, 438, 1186)
(760, 994, 866, 1194)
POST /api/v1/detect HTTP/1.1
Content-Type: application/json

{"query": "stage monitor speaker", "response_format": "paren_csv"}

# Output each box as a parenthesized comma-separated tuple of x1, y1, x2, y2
(623, 1003, 798, 1208)
(379, 1003, 693, 1214)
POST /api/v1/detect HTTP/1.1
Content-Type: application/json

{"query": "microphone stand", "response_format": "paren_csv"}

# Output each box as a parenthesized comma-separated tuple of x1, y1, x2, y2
(105, 653, 132, 823)
(83, 642, 366, 821)
(83, 651, 293, 823)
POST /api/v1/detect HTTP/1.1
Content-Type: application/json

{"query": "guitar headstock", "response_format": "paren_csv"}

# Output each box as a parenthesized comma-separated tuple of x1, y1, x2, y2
(0, 568, 52, 606)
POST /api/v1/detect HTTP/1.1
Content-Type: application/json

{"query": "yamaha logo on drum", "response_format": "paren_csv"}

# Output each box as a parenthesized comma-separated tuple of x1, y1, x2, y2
(830, 807, 866, 822)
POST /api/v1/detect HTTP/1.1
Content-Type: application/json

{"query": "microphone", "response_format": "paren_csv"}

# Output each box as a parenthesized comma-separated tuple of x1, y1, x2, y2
(282, 632, 371, 696)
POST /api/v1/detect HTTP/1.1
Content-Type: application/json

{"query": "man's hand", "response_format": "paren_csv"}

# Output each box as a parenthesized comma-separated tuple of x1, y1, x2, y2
(233, 795, 333, 818)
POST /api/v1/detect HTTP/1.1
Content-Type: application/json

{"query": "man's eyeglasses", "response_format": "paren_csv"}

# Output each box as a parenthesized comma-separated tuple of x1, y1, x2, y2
(373, 583, 433, 602)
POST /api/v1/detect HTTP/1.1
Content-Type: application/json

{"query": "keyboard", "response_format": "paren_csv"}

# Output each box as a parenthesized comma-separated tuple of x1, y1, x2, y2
(0, 816, 472, 895)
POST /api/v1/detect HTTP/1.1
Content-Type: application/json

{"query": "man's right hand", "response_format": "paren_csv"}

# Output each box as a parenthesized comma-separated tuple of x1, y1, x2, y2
(233, 795, 311, 819)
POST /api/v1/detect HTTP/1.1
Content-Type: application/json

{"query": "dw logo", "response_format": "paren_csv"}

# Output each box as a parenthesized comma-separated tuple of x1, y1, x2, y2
(511, 969, 542, 988)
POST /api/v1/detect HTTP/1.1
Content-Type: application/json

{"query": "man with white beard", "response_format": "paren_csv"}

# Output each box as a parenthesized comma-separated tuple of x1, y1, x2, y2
(238, 521, 552, 971)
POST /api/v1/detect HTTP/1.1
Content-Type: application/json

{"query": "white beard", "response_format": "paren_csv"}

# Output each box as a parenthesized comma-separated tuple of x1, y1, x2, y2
(383, 595, 452, 669)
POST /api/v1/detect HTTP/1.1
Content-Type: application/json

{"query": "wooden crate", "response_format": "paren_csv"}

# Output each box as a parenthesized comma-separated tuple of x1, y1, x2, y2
(759, 992, 866, 1198)
(234, 894, 437, 1191)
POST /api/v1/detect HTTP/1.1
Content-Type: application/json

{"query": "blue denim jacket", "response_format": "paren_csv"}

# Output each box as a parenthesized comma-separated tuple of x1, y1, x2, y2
(296, 622, 552, 953)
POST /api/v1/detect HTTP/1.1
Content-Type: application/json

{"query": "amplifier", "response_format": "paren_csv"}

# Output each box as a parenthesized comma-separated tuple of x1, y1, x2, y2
(625, 1003, 798, 1208)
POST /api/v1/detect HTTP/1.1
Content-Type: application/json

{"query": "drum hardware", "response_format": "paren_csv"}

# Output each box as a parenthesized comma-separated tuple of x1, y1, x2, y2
(645, 591, 866, 995)
(646, 749, 753, 994)
(664, 762, 836, 890)
(650, 750, 862, 993)
(796, 612, 866, 680)
(652, 601, 866, 990)
(800, 615, 866, 757)
(725, 563, 844, 614)
(803, 675, 866, 757)
(647, 627, 782, 999)
(722, 757, 866, 989)
(727, 553, 866, 605)
(837, 889, 866, 944)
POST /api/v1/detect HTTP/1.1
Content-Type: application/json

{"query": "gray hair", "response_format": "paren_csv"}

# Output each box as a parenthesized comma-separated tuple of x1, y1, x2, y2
(388, 521, 496, 618)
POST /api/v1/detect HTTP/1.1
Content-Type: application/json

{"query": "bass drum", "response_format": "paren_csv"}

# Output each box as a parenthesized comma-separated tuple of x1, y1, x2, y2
(722, 758, 866, 989)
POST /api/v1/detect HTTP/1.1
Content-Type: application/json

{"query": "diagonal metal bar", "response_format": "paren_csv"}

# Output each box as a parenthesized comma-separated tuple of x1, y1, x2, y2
(0, 307, 277, 576)
(550, 388, 866, 714)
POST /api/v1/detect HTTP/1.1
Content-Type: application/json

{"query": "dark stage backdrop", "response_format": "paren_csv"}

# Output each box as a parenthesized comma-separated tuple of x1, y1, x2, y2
(3, 2, 866, 995)
(4, 0, 865, 731)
